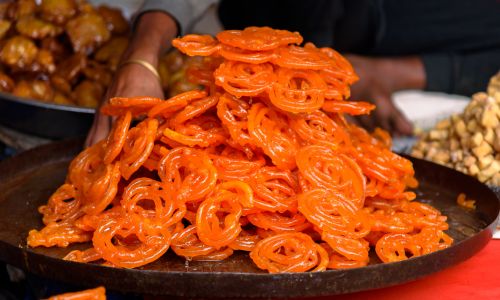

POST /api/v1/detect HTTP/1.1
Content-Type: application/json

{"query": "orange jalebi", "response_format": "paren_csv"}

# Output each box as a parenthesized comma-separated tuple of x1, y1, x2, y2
(216, 27, 303, 51)
(196, 181, 252, 249)
(172, 34, 220, 56)
(250, 232, 329, 273)
(269, 68, 327, 113)
(247, 102, 300, 169)
(28, 27, 452, 272)
(92, 214, 171, 268)
(214, 61, 275, 97)
(48, 286, 106, 300)
(249, 166, 298, 212)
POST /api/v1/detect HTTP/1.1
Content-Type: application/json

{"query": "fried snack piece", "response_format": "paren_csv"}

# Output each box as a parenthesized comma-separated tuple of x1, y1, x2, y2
(4, 49, 55, 74)
(0, 20, 11, 41)
(66, 13, 111, 54)
(53, 91, 75, 106)
(12, 79, 54, 102)
(51, 53, 87, 93)
(73, 80, 103, 108)
(83, 60, 112, 86)
(50, 76, 72, 96)
(40, 37, 71, 62)
(39, 0, 77, 25)
(94, 37, 128, 70)
(5, 0, 36, 20)
(75, 0, 95, 14)
(456, 193, 476, 210)
(31, 48, 56, 73)
(160, 50, 202, 96)
(16, 16, 63, 39)
(97, 5, 129, 34)
(0, 3, 10, 20)
(29, 80, 55, 101)
(0, 71, 15, 92)
(0, 36, 38, 68)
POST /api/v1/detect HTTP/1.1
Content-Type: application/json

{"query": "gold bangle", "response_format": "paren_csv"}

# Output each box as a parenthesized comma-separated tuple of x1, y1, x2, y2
(120, 59, 161, 81)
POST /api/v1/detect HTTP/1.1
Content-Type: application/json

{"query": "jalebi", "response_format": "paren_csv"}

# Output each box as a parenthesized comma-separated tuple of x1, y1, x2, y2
(28, 27, 452, 272)
(48, 286, 106, 300)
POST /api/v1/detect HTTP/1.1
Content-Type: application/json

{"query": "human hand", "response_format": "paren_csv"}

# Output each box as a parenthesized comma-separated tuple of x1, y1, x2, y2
(84, 63, 164, 147)
(345, 55, 425, 136)
(84, 11, 178, 147)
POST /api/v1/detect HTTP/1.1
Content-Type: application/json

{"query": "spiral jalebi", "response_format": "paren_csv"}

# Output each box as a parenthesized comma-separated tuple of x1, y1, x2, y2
(28, 26, 452, 272)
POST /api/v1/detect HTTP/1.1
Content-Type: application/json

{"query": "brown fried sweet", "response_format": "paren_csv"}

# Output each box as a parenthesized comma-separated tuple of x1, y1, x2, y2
(31, 79, 55, 101)
(160, 50, 202, 97)
(168, 79, 200, 98)
(16, 16, 63, 39)
(0, 71, 15, 92)
(83, 61, 112, 86)
(33, 49, 56, 73)
(50, 53, 87, 95)
(73, 80, 103, 107)
(50, 76, 72, 95)
(97, 5, 129, 34)
(0, 20, 12, 41)
(0, 35, 38, 68)
(94, 37, 128, 70)
(54, 53, 87, 82)
(75, 0, 95, 14)
(13, 79, 54, 102)
(0, 3, 10, 20)
(39, 0, 77, 25)
(0, 1, 150, 108)
(53, 91, 75, 106)
(11, 80, 31, 98)
(6, 0, 36, 20)
(66, 13, 111, 54)
(40, 37, 71, 62)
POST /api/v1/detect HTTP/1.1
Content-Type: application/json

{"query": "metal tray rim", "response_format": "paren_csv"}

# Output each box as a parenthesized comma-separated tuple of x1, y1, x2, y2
(0, 91, 95, 114)
(0, 140, 498, 298)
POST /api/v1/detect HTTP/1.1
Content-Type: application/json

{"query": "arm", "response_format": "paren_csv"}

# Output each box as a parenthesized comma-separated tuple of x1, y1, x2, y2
(85, 11, 177, 146)
(113, 11, 177, 97)
(347, 49, 500, 136)
(346, 55, 425, 136)
(86, 0, 219, 146)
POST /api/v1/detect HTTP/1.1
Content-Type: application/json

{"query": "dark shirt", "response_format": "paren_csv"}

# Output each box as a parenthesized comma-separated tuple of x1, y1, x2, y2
(218, 0, 500, 96)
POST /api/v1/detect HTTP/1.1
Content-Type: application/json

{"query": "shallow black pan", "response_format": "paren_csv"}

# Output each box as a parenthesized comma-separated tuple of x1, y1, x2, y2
(0, 140, 498, 298)
(0, 92, 95, 139)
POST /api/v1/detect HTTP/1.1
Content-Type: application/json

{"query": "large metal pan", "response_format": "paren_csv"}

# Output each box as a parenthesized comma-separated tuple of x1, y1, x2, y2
(0, 92, 95, 139)
(0, 140, 498, 298)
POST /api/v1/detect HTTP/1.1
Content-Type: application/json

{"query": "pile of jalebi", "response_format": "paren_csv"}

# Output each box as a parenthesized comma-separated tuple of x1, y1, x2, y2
(27, 27, 452, 273)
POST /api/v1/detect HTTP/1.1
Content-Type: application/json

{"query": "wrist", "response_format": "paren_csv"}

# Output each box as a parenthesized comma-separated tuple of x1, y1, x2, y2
(123, 48, 160, 67)
(122, 11, 178, 67)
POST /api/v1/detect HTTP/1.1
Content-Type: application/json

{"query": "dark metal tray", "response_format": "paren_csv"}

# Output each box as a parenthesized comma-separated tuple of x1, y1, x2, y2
(0, 140, 498, 298)
(0, 92, 95, 139)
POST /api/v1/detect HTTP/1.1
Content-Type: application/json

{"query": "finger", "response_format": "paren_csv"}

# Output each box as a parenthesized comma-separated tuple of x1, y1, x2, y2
(357, 115, 375, 131)
(374, 109, 392, 134)
(345, 115, 360, 126)
(84, 117, 99, 148)
(391, 110, 413, 136)
(384, 100, 413, 136)
(370, 94, 404, 136)
(85, 113, 112, 147)
(366, 96, 392, 134)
